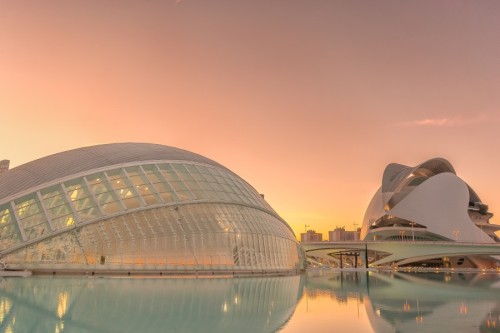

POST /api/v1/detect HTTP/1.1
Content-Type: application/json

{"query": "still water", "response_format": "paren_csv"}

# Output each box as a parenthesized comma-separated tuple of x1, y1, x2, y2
(0, 270, 499, 332)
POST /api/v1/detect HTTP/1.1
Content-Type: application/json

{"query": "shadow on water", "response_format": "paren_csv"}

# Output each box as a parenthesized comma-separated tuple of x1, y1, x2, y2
(305, 270, 500, 333)
(0, 275, 305, 333)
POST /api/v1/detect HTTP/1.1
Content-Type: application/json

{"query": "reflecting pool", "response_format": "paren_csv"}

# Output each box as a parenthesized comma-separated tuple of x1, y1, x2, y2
(0, 271, 499, 332)
(286, 270, 500, 333)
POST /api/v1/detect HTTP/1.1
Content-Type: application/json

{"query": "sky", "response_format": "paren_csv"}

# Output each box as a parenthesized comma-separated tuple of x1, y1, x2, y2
(1, 1, 500, 239)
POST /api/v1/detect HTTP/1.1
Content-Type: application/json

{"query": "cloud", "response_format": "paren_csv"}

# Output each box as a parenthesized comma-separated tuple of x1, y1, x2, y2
(397, 114, 490, 127)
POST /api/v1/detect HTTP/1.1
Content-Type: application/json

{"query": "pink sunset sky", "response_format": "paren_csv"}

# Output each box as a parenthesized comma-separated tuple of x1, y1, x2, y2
(1, 1, 500, 238)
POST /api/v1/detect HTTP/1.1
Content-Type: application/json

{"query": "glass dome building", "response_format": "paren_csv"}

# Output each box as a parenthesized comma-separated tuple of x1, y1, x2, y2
(0, 143, 303, 274)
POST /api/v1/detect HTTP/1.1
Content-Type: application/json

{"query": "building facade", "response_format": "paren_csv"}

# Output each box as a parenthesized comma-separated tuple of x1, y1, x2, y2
(328, 227, 360, 242)
(300, 230, 322, 243)
(361, 157, 500, 268)
(362, 158, 499, 243)
(0, 143, 303, 273)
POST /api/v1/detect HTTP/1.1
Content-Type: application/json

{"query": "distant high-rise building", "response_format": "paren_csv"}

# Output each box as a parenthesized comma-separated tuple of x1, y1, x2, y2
(300, 230, 322, 243)
(0, 160, 9, 174)
(328, 227, 360, 242)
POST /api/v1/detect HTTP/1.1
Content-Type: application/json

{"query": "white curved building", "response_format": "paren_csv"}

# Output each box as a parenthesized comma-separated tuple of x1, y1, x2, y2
(362, 158, 499, 243)
(0, 143, 303, 273)
(361, 158, 500, 267)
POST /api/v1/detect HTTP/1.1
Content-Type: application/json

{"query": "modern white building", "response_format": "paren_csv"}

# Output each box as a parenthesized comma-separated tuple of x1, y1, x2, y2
(0, 143, 303, 274)
(362, 158, 499, 243)
(361, 158, 500, 267)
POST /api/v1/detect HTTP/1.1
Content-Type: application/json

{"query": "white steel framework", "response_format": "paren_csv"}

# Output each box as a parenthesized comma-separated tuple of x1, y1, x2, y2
(0, 143, 303, 272)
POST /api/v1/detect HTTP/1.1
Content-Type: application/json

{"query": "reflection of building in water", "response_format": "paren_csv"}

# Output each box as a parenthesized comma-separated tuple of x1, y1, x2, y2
(0, 275, 304, 333)
(480, 303, 500, 331)
(0, 143, 303, 274)
(305, 270, 500, 333)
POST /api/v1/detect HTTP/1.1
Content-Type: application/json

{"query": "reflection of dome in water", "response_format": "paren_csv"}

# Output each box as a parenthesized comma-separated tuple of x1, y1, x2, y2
(0, 143, 303, 273)
(0, 275, 304, 333)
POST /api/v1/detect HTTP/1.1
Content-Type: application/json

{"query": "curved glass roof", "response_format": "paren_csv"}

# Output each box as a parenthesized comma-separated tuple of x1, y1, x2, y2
(0, 143, 227, 203)
(0, 144, 294, 257)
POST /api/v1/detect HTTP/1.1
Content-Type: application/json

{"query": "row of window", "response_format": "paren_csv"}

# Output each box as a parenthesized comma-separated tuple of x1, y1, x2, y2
(5, 203, 301, 271)
(0, 162, 278, 252)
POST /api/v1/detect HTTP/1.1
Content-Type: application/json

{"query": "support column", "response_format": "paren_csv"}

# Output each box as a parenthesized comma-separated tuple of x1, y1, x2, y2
(365, 242, 369, 268)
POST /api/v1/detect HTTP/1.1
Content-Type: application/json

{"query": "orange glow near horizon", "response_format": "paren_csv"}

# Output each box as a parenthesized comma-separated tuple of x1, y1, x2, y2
(1, 2, 500, 239)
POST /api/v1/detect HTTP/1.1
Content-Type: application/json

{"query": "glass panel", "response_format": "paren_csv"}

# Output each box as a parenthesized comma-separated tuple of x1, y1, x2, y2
(144, 170, 162, 184)
(41, 186, 66, 209)
(122, 197, 141, 209)
(0, 204, 20, 250)
(141, 164, 157, 174)
(65, 179, 101, 221)
(169, 181, 193, 201)
(47, 204, 71, 221)
(184, 164, 198, 173)
(157, 164, 179, 182)
(143, 165, 179, 203)
(201, 171, 217, 183)
(72, 197, 93, 211)
(15, 195, 49, 240)
(86, 173, 110, 195)
(51, 215, 76, 229)
(15, 197, 39, 220)
(125, 166, 146, 186)
(126, 166, 161, 206)
(208, 167, 221, 177)
(41, 186, 77, 230)
(191, 172, 206, 182)
(65, 182, 88, 201)
(97, 192, 122, 214)
(107, 169, 143, 210)
(197, 181, 213, 191)
(86, 173, 123, 215)
(171, 164, 192, 180)
(153, 183, 176, 203)
(0, 205, 12, 225)
(141, 194, 158, 206)
(184, 180, 206, 200)
(0, 224, 19, 248)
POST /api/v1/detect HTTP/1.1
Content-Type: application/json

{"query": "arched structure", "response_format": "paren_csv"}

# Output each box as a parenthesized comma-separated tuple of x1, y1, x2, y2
(0, 143, 303, 273)
(362, 158, 499, 243)
(361, 158, 500, 268)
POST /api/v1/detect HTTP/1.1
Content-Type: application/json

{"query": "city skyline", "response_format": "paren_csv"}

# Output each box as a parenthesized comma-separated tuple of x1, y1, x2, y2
(2, 1, 500, 238)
